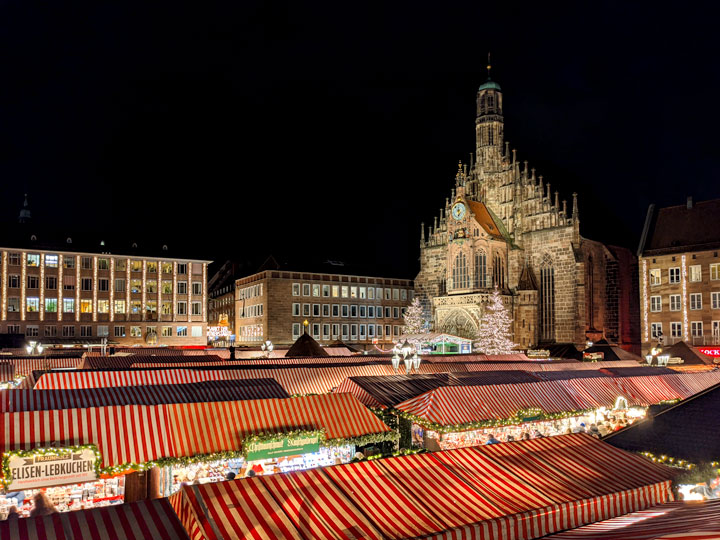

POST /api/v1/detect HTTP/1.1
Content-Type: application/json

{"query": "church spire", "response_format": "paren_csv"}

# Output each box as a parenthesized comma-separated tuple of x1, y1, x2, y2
(18, 193, 32, 224)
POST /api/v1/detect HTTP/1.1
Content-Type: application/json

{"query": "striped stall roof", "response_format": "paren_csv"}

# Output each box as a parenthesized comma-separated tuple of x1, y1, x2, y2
(0, 394, 390, 470)
(172, 434, 675, 540)
(544, 500, 720, 539)
(0, 362, 13, 382)
(555, 377, 633, 409)
(81, 355, 225, 369)
(0, 357, 84, 377)
(167, 393, 390, 457)
(395, 381, 584, 426)
(0, 498, 189, 540)
(611, 376, 688, 405)
(0, 379, 289, 412)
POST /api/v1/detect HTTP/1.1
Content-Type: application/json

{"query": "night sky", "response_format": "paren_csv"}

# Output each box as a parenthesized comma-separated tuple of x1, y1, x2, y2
(2, 2, 719, 278)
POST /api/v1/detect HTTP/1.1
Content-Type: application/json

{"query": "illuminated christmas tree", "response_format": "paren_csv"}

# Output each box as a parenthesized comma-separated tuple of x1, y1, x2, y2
(474, 287, 517, 354)
(402, 297, 430, 345)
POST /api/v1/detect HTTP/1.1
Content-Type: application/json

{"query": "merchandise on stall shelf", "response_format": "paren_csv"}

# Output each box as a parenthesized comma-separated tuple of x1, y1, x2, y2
(0, 476, 124, 520)
(159, 447, 355, 497)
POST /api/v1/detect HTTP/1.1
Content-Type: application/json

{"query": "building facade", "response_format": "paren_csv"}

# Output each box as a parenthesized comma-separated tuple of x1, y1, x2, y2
(235, 269, 413, 349)
(0, 247, 210, 346)
(415, 75, 639, 351)
(638, 198, 720, 354)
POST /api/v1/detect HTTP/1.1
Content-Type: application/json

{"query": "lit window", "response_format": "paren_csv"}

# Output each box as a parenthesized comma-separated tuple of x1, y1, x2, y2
(350, 287, 357, 298)
(359, 287, 366, 299)
(115, 259, 127, 271)
(45, 298, 57, 313)
(131, 260, 142, 272)
(146, 280, 157, 293)
(131, 280, 142, 293)
(690, 265, 702, 282)
(27, 254, 40, 267)
(312, 284, 320, 297)
(191, 326, 202, 337)
(162, 262, 173, 273)
(712, 292, 720, 310)
(80, 300, 93, 313)
(97, 326, 109, 337)
(147, 262, 157, 273)
(292, 283, 300, 296)
(177, 326, 188, 337)
(63, 257, 75, 269)
(332, 286, 339, 298)
(162, 281, 172, 294)
(130, 326, 142, 337)
(146, 301, 157, 314)
(63, 298, 75, 313)
(649, 269, 661, 286)
(711, 264, 720, 281)
(131, 301, 142, 314)
(114, 300, 126, 314)
(161, 326, 173, 337)
(97, 300, 109, 313)
(341, 286, 349, 298)
(26, 297, 39, 312)
(45, 254, 58, 268)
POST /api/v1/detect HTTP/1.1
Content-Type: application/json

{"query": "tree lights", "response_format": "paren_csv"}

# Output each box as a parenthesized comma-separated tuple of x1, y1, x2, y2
(474, 287, 517, 354)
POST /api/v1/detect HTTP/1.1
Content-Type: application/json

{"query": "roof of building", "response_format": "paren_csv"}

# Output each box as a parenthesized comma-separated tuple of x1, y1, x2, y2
(286, 332, 329, 357)
(583, 339, 644, 363)
(236, 254, 415, 281)
(478, 80, 501, 91)
(664, 340, 717, 366)
(604, 381, 720, 463)
(638, 198, 720, 256)
(0, 225, 211, 261)
(466, 200, 504, 239)
(517, 264, 538, 290)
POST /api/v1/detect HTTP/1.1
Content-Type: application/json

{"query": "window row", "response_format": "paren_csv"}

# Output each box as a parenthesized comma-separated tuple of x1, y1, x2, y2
(291, 323, 404, 341)
(238, 304, 264, 318)
(649, 264, 720, 285)
(291, 283, 410, 301)
(649, 292, 720, 312)
(7, 297, 202, 315)
(237, 284, 263, 301)
(6, 275, 202, 295)
(14, 254, 194, 274)
(21, 324, 203, 338)
(650, 321, 720, 339)
(291, 303, 403, 319)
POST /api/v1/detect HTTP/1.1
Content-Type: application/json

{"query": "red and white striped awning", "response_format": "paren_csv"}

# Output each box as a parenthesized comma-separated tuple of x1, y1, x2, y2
(611, 376, 686, 405)
(0, 393, 389, 470)
(0, 379, 289, 412)
(543, 500, 720, 539)
(172, 434, 675, 540)
(167, 393, 391, 457)
(0, 357, 84, 377)
(395, 381, 585, 426)
(0, 498, 189, 540)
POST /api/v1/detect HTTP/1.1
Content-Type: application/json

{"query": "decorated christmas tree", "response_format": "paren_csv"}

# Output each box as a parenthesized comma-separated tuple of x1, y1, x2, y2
(403, 297, 428, 335)
(474, 287, 517, 354)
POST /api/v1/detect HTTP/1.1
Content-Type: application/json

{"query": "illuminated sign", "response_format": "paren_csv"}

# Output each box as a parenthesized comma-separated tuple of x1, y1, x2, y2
(698, 347, 720, 358)
(4, 446, 99, 490)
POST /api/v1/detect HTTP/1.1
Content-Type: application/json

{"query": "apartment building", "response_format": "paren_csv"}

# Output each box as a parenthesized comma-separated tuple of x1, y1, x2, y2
(235, 265, 414, 349)
(638, 197, 720, 354)
(0, 235, 211, 346)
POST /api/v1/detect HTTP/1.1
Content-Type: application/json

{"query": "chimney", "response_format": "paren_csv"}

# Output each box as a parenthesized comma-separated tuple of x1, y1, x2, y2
(687, 196, 693, 209)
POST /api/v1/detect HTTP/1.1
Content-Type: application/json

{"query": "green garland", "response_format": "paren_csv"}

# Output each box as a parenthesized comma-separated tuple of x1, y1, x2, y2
(2, 444, 102, 489)
(242, 429, 327, 458)
(392, 407, 598, 433)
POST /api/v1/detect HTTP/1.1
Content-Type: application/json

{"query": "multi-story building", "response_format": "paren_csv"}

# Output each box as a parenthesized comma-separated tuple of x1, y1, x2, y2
(208, 261, 243, 336)
(638, 197, 720, 354)
(235, 264, 414, 349)
(0, 234, 211, 347)
(415, 71, 639, 351)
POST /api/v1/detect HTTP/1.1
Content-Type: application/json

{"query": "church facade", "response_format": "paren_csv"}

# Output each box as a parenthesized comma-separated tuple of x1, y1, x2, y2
(415, 77, 639, 351)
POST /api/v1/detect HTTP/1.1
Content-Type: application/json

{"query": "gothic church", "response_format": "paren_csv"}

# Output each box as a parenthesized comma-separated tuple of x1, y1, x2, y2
(415, 74, 638, 350)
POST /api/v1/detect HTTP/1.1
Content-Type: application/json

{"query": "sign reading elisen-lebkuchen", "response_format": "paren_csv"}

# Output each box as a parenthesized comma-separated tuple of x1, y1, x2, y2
(245, 434, 320, 461)
(4, 447, 98, 490)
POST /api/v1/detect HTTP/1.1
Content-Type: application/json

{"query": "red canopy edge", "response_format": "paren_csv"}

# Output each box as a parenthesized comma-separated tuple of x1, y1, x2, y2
(170, 434, 675, 540)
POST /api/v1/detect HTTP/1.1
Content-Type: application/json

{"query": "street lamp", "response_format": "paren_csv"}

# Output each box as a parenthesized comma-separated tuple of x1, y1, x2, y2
(391, 340, 422, 374)
(261, 340, 274, 358)
(26, 341, 48, 371)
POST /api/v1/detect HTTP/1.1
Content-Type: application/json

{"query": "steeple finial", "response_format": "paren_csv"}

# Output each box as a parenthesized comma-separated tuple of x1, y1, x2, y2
(486, 52, 492, 80)
(18, 193, 32, 224)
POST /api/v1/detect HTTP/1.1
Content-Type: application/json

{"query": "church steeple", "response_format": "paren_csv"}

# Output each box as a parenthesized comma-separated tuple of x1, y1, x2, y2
(18, 194, 32, 224)
(476, 54, 504, 171)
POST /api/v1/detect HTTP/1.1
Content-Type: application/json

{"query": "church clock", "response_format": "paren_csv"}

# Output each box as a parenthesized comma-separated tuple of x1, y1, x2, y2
(451, 202, 466, 221)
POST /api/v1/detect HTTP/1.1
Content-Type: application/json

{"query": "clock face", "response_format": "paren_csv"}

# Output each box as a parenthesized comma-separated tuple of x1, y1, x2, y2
(451, 202, 466, 221)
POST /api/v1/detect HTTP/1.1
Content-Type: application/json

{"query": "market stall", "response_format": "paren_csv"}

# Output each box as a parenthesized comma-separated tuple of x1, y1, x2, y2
(393, 381, 645, 450)
(0, 392, 395, 516)
(171, 434, 676, 540)
(0, 497, 189, 540)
